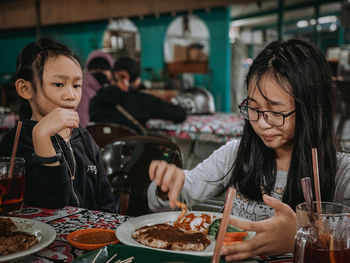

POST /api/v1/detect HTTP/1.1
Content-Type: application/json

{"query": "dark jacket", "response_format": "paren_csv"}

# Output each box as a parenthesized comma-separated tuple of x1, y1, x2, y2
(89, 86, 187, 134)
(0, 120, 117, 213)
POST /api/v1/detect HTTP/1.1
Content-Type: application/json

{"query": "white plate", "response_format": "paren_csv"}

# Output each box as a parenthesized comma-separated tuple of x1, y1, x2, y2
(0, 217, 56, 262)
(116, 211, 254, 257)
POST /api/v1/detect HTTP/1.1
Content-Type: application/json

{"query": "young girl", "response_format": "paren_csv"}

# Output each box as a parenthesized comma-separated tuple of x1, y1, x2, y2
(0, 38, 117, 213)
(147, 39, 350, 260)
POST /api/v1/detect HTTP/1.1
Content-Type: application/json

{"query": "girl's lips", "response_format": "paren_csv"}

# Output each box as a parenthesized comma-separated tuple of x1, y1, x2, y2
(261, 135, 277, 141)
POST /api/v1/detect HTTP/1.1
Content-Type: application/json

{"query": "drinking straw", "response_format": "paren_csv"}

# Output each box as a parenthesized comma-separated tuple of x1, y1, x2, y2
(8, 121, 22, 180)
(301, 177, 313, 212)
(211, 187, 236, 263)
(311, 148, 322, 214)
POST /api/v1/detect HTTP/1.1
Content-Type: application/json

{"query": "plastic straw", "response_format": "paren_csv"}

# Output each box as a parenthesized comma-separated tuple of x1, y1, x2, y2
(8, 121, 22, 179)
(312, 148, 322, 213)
(211, 187, 236, 263)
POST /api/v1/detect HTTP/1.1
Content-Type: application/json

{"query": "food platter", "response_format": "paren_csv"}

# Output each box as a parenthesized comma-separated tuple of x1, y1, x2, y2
(116, 211, 255, 257)
(0, 217, 56, 262)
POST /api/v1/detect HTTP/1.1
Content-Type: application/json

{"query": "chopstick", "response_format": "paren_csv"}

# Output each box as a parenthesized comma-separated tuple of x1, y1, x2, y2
(114, 256, 134, 263)
(106, 253, 118, 263)
(211, 187, 236, 263)
(91, 248, 102, 263)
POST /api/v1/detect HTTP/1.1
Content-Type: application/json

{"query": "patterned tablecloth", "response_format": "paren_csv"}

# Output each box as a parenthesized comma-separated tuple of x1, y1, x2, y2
(146, 113, 244, 143)
(13, 206, 129, 263)
(9, 206, 293, 263)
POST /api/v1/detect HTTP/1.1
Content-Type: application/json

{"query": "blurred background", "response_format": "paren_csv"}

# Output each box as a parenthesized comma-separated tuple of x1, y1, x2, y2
(0, 0, 349, 153)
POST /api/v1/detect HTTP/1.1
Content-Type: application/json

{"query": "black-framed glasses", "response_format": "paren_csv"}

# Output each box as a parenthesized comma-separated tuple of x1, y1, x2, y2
(238, 104, 296, 127)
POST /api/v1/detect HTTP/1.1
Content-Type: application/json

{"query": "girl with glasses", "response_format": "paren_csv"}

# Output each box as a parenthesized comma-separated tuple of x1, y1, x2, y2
(147, 39, 350, 261)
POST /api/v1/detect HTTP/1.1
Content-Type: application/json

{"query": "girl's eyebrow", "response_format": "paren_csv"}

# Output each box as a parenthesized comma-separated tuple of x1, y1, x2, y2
(247, 96, 286, 106)
(52, 74, 82, 81)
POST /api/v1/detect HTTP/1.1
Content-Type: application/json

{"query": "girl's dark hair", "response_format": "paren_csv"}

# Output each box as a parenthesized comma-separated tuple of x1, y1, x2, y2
(15, 38, 80, 119)
(230, 39, 337, 210)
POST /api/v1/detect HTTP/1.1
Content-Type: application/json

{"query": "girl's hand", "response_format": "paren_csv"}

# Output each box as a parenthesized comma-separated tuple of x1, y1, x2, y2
(32, 107, 79, 158)
(221, 194, 296, 262)
(34, 107, 79, 138)
(149, 160, 185, 208)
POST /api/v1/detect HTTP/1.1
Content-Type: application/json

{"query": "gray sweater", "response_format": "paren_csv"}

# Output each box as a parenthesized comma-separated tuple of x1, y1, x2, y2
(148, 140, 350, 220)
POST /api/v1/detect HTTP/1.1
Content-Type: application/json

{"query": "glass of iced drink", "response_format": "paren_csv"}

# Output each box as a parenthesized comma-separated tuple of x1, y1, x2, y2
(0, 157, 25, 214)
(293, 202, 350, 263)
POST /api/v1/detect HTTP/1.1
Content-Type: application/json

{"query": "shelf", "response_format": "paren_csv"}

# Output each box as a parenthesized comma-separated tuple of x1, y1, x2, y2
(166, 61, 209, 75)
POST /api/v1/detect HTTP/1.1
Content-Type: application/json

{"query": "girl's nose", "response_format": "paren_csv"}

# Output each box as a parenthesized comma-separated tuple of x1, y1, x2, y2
(256, 113, 272, 128)
(64, 86, 76, 100)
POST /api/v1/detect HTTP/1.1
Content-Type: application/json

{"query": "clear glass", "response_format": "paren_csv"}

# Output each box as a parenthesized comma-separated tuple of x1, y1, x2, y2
(0, 157, 25, 214)
(293, 202, 350, 263)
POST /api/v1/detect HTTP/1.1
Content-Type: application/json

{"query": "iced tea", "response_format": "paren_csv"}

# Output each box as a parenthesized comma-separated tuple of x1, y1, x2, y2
(293, 202, 350, 263)
(302, 243, 350, 263)
(0, 157, 25, 214)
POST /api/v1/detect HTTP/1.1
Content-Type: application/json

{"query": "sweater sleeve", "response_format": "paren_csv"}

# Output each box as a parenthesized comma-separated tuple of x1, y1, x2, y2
(140, 93, 187, 123)
(148, 139, 240, 212)
(25, 163, 72, 208)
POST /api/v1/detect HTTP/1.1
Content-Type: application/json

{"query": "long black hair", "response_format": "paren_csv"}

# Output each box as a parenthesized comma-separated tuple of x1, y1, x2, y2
(15, 38, 80, 119)
(230, 39, 337, 210)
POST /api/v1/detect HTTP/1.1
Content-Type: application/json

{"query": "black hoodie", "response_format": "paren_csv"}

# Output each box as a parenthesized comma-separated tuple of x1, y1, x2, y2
(0, 120, 117, 213)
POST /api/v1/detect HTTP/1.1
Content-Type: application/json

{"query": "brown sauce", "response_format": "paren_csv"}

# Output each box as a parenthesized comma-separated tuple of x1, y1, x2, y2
(74, 231, 117, 244)
(140, 224, 210, 247)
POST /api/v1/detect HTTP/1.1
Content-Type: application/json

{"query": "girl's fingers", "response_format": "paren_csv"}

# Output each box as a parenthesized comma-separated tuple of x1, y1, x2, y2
(154, 161, 168, 186)
(228, 216, 265, 233)
(149, 161, 158, 180)
(168, 172, 184, 207)
(161, 165, 176, 192)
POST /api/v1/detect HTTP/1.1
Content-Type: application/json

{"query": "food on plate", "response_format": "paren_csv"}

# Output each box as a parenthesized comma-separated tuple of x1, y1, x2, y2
(208, 218, 248, 245)
(132, 223, 210, 251)
(208, 218, 245, 236)
(0, 217, 39, 256)
(132, 208, 217, 252)
(175, 201, 187, 225)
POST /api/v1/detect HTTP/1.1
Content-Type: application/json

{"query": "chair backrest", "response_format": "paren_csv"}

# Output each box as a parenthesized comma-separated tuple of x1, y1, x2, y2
(101, 135, 182, 216)
(86, 122, 137, 149)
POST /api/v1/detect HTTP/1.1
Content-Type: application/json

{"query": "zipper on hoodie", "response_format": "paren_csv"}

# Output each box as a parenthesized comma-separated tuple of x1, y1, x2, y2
(66, 140, 80, 207)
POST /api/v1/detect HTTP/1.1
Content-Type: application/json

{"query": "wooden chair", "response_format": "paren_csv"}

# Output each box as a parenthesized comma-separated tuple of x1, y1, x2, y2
(101, 135, 182, 216)
(86, 122, 137, 149)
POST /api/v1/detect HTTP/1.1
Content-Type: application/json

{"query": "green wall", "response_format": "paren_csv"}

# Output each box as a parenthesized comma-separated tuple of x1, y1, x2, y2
(133, 7, 231, 112)
(0, 7, 232, 111)
(0, 21, 107, 76)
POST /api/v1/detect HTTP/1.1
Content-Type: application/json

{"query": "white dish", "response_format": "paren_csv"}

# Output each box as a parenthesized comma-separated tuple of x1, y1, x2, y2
(116, 211, 254, 257)
(0, 216, 56, 262)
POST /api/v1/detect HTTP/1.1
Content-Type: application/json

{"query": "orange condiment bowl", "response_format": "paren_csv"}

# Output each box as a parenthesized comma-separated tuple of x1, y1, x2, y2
(67, 228, 119, 250)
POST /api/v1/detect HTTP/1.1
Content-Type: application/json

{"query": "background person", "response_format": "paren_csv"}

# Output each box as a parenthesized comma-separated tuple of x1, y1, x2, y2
(113, 57, 142, 91)
(76, 50, 114, 128)
(89, 57, 187, 134)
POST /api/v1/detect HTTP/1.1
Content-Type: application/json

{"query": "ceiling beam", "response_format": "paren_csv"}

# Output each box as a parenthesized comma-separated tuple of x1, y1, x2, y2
(0, 0, 254, 30)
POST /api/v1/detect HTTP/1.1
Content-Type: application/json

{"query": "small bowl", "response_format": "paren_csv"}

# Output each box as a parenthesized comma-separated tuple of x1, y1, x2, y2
(67, 228, 119, 250)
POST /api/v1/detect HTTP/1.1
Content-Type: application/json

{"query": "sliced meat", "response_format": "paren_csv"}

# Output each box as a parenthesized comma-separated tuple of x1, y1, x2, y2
(0, 218, 17, 235)
(0, 231, 39, 256)
(133, 223, 211, 251)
